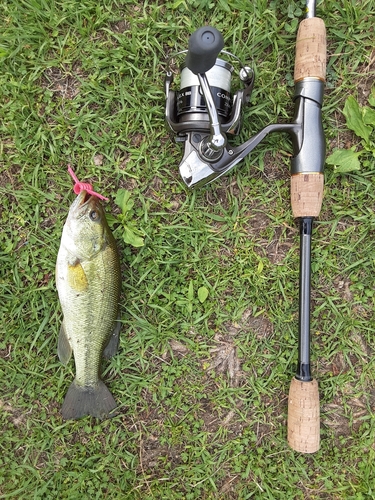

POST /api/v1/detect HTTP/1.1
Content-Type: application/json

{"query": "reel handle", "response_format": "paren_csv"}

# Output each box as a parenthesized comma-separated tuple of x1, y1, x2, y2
(185, 26, 224, 74)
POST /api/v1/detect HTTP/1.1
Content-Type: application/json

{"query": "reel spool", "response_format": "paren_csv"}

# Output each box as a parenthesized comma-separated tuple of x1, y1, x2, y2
(177, 59, 234, 122)
(165, 45, 254, 136)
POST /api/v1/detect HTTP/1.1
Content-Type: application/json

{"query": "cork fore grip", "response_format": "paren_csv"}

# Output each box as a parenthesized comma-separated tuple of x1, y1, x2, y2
(288, 378, 320, 453)
(294, 17, 326, 82)
(291, 173, 324, 218)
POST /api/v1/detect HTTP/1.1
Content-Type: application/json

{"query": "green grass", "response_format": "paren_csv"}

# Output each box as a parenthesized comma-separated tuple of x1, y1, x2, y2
(1, 0, 375, 498)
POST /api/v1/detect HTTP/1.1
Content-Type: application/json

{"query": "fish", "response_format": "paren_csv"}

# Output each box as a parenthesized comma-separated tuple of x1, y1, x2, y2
(56, 190, 121, 420)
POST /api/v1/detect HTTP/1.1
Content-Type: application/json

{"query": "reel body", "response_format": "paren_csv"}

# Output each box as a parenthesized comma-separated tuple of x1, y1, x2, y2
(165, 30, 255, 188)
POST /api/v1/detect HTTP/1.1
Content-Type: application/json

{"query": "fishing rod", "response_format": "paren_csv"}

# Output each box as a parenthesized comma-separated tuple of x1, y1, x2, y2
(165, 2, 326, 452)
(287, 0, 326, 454)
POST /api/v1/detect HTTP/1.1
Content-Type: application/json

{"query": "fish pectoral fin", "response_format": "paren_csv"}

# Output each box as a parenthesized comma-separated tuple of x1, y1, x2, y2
(103, 318, 121, 359)
(58, 322, 73, 365)
(67, 261, 88, 292)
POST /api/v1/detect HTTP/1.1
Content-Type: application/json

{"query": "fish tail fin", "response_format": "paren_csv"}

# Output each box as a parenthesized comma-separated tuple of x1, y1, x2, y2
(61, 380, 117, 420)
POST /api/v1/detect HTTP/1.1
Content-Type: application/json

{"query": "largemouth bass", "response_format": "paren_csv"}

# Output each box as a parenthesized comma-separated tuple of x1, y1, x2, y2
(56, 191, 121, 420)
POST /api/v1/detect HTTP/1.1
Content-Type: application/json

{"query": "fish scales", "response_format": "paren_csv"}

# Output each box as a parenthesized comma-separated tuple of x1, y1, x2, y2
(61, 246, 120, 384)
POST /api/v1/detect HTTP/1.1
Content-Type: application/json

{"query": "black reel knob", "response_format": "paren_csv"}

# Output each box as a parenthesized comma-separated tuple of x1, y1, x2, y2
(185, 26, 224, 75)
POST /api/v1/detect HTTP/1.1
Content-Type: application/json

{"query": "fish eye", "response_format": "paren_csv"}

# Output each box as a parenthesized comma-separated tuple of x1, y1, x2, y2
(89, 210, 99, 221)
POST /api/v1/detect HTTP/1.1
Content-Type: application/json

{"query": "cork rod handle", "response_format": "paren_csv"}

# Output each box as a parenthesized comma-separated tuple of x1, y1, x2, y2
(294, 17, 326, 82)
(288, 378, 320, 453)
(290, 173, 324, 218)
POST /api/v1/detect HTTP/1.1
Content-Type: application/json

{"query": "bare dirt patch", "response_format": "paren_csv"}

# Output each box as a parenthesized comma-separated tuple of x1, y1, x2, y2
(207, 336, 241, 387)
(139, 436, 183, 471)
(0, 345, 12, 360)
(333, 277, 353, 302)
(225, 308, 274, 341)
(323, 388, 375, 439)
(264, 225, 295, 264)
(204, 310, 274, 389)
(261, 152, 290, 182)
(355, 51, 375, 107)
(246, 209, 270, 237)
(245, 206, 297, 263)
(42, 64, 86, 99)
(0, 164, 23, 191)
(110, 19, 130, 34)
(0, 400, 29, 427)
(205, 184, 231, 210)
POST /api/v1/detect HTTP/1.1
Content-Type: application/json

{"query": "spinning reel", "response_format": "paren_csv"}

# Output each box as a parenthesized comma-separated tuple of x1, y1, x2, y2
(165, 26, 325, 189)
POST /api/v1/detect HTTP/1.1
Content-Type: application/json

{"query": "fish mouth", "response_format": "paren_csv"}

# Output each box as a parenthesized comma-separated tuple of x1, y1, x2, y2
(70, 190, 100, 218)
(77, 190, 94, 206)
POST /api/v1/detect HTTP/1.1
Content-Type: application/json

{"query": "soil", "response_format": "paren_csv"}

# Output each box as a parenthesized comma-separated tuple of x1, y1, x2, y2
(41, 64, 85, 100)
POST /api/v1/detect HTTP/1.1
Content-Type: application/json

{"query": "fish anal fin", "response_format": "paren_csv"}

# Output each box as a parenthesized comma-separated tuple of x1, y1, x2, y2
(103, 318, 121, 359)
(58, 322, 72, 365)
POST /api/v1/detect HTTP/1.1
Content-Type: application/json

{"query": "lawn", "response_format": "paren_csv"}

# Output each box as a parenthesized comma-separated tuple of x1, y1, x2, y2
(1, 0, 374, 498)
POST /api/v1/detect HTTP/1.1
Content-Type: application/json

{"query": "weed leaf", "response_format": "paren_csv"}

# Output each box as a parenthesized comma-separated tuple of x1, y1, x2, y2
(203, 212, 226, 222)
(105, 213, 118, 227)
(198, 286, 209, 303)
(218, 0, 231, 12)
(362, 106, 375, 127)
(113, 189, 144, 247)
(172, 0, 186, 7)
(343, 96, 372, 143)
(326, 148, 361, 173)
(369, 86, 375, 107)
(188, 280, 194, 301)
(257, 260, 264, 274)
(122, 225, 144, 247)
(115, 189, 134, 215)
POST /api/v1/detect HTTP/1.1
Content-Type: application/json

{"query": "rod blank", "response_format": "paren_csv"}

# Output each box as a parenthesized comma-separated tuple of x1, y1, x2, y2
(296, 217, 313, 382)
(306, 0, 316, 18)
